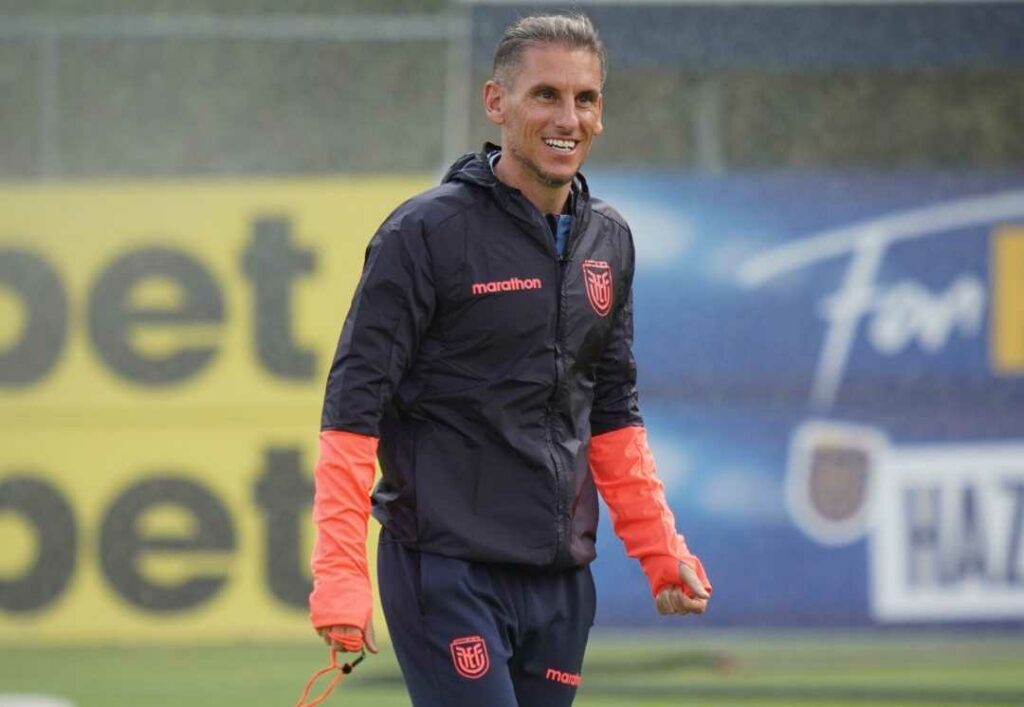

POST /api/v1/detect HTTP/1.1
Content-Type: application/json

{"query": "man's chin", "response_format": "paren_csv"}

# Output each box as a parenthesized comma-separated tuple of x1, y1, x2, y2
(535, 166, 576, 188)
(513, 150, 577, 189)
(540, 175, 573, 188)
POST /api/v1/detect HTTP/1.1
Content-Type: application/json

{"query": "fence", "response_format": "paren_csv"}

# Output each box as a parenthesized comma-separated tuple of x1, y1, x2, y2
(3, 3, 1023, 178)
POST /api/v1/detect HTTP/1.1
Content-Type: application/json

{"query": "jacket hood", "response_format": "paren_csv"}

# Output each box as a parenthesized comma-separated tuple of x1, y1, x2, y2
(442, 142, 591, 204)
(441, 145, 497, 188)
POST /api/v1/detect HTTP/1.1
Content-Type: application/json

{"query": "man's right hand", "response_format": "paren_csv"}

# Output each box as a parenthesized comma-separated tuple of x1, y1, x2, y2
(318, 620, 379, 654)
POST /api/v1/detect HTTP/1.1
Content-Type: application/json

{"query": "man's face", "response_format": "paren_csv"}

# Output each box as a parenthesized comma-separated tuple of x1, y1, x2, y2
(485, 44, 604, 190)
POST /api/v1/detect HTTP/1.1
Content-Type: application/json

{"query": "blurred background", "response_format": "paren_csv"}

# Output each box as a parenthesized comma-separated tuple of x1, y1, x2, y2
(1, 1, 1023, 705)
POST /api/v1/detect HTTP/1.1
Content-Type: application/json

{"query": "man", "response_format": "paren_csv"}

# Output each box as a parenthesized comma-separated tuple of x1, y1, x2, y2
(309, 13, 711, 707)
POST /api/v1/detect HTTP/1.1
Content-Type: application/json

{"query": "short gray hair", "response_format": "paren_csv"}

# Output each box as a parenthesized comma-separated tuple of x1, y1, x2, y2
(492, 13, 607, 86)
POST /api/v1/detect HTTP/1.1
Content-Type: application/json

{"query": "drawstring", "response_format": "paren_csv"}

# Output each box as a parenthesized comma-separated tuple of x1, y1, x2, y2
(294, 636, 366, 707)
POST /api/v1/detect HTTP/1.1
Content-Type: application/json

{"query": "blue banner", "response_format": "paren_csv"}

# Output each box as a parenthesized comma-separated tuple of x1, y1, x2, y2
(585, 172, 1024, 627)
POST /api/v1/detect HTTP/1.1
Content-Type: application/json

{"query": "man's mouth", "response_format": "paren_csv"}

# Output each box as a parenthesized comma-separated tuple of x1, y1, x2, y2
(544, 138, 578, 153)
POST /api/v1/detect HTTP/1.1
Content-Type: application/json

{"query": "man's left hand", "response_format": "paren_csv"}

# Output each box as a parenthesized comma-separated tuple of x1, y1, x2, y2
(655, 561, 710, 616)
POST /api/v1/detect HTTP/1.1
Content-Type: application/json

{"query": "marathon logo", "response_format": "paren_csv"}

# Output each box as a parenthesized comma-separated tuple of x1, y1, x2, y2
(470, 276, 543, 296)
(545, 668, 582, 687)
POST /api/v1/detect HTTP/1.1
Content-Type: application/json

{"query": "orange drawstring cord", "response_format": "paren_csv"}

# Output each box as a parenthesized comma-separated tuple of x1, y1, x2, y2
(295, 636, 366, 707)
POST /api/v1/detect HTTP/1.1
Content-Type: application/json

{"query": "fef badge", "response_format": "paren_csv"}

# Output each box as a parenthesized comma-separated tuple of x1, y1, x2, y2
(582, 259, 613, 317)
(450, 635, 490, 679)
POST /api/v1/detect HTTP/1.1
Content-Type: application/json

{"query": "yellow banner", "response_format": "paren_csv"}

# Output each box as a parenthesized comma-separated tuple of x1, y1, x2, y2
(0, 176, 432, 643)
(991, 227, 1024, 374)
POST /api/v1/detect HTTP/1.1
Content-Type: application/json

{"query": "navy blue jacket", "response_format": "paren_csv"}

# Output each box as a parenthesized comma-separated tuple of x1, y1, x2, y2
(321, 146, 643, 569)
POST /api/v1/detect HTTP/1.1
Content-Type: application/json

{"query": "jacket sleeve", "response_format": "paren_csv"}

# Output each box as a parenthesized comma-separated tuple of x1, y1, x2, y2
(310, 217, 435, 630)
(590, 426, 711, 598)
(589, 235, 643, 435)
(309, 430, 378, 629)
(321, 218, 436, 435)
(588, 228, 710, 599)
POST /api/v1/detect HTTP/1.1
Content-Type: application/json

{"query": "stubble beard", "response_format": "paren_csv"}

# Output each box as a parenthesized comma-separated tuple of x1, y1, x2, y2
(508, 141, 574, 189)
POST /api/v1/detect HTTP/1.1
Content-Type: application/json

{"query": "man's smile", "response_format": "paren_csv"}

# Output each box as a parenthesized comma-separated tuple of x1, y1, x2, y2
(543, 138, 580, 153)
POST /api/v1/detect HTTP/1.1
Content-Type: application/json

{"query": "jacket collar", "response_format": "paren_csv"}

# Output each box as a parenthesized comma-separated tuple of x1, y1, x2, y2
(443, 143, 592, 227)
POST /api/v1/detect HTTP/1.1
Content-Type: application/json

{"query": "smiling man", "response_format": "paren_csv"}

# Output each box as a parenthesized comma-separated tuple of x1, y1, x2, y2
(309, 13, 711, 707)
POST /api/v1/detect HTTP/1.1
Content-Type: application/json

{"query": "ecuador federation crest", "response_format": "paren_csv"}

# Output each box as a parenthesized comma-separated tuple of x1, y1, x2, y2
(582, 259, 613, 317)
(786, 420, 884, 546)
(450, 635, 490, 679)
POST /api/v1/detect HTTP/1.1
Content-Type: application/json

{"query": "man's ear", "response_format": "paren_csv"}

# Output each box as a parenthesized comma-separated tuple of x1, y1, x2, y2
(593, 93, 604, 136)
(483, 79, 505, 127)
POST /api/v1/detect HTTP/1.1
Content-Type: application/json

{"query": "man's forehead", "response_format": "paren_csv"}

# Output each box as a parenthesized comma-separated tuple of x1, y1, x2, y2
(507, 43, 603, 89)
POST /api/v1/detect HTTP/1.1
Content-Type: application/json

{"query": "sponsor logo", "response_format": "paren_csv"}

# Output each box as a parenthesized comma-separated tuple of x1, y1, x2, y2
(470, 276, 542, 296)
(545, 668, 582, 686)
(785, 419, 1024, 621)
(582, 259, 613, 317)
(870, 442, 1024, 621)
(738, 192, 1024, 410)
(737, 191, 1024, 622)
(450, 635, 489, 679)
(0, 178, 419, 643)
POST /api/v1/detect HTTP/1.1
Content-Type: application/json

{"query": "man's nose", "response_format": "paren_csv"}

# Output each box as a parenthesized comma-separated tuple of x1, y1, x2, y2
(554, 98, 580, 131)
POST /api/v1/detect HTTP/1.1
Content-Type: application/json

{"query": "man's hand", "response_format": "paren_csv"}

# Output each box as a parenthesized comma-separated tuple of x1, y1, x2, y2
(655, 561, 710, 616)
(318, 620, 379, 654)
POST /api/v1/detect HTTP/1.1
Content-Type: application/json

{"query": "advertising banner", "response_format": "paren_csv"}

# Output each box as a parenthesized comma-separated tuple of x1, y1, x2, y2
(3, 172, 1023, 640)
(588, 172, 1024, 627)
(0, 177, 430, 642)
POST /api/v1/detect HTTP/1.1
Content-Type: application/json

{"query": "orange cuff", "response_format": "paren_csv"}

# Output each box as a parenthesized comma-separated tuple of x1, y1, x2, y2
(589, 426, 712, 598)
(309, 430, 378, 630)
(641, 554, 712, 599)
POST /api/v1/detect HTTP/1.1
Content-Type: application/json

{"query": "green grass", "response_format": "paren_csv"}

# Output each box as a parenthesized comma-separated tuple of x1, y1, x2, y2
(1, 633, 1022, 706)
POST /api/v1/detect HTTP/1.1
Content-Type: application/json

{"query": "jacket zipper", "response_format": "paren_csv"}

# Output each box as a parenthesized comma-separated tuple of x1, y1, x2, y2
(544, 216, 565, 563)
(545, 211, 583, 564)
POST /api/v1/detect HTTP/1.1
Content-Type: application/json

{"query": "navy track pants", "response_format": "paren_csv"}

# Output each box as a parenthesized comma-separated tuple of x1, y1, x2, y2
(378, 530, 596, 707)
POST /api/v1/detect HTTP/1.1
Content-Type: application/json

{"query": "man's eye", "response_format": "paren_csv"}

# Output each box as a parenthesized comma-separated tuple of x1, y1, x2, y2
(537, 89, 555, 100)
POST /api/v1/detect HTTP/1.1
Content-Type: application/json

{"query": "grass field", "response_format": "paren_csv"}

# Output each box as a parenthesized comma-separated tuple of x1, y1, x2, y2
(2, 632, 1022, 706)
